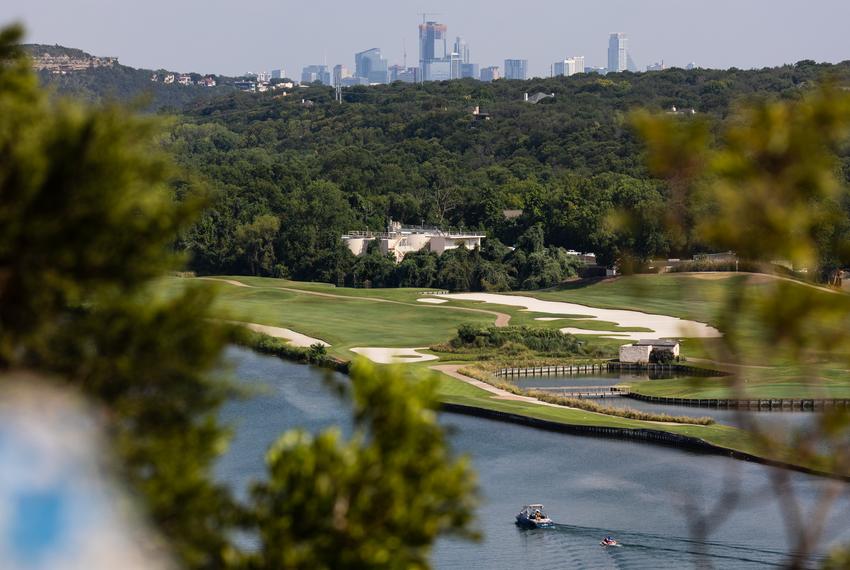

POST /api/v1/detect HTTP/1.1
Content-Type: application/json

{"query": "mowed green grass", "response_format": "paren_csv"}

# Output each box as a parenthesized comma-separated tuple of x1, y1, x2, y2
(525, 273, 850, 399)
(528, 273, 751, 324)
(630, 369, 850, 399)
(165, 273, 850, 400)
(163, 276, 647, 356)
(157, 274, 848, 468)
(437, 387, 783, 461)
(161, 277, 495, 357)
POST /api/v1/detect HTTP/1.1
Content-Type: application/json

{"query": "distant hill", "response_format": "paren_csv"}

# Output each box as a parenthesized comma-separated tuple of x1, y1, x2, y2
(23, 43, 236, 112)
(169, 59, 850, 283)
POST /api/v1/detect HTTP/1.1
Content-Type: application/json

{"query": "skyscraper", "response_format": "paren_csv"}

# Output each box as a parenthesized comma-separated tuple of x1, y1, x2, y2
(552, 56, 585, 77)
(480, 66, 500, 82)
(449, 51, 462, 80)
(573, 56, 585, 74)
(459, 63, 479, 79)
(453, 36, 470, 64)
(301, 65, 331, 85)
(504, 59, 528, 80)
(608, 33, 628, 73)
(333, 64, 352, 86)
(419, 21, 448, 81)
(354, 48, 388, 84)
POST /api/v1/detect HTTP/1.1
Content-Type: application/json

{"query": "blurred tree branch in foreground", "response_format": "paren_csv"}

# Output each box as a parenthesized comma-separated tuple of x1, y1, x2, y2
(635, 86, 850, 568)
(0, 24, 476, 569)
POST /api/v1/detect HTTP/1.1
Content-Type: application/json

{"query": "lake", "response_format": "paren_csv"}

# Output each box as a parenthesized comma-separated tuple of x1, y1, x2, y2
(517, 372, 820, 431)
(216, 347, 850, 568)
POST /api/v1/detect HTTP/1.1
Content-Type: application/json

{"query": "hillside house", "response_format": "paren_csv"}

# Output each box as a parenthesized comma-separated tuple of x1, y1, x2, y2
(524, 92, 555, 104)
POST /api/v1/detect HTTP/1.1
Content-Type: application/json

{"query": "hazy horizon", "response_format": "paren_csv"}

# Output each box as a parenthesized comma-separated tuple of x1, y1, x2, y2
(5, 0, 850, 78)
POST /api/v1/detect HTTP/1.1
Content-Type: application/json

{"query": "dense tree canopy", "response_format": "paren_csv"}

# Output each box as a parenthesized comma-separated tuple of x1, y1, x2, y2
(154, 60, 850, 286)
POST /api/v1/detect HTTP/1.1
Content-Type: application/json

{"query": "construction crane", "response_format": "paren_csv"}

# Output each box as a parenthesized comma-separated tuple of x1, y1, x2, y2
(418, 12, 442, 24)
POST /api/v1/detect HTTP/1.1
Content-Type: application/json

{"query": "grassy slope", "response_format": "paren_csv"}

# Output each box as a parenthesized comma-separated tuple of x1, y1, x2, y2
(528, 273, 742, 323)
(162, 274, 849, 468)
(526, 273, 850, 399)
(167, 273, 850, 399)
(420, 363, 772, 460)
(160, 277, 494, 357)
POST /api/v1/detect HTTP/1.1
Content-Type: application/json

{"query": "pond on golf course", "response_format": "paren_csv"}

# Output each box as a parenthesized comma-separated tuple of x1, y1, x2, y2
(515, 371, 821, 431)
(216, 347, 850, 569)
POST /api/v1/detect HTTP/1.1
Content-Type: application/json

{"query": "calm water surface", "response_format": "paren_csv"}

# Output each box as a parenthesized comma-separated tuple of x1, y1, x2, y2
(217, 348, 850, 569)
(521, 373, 820, 430)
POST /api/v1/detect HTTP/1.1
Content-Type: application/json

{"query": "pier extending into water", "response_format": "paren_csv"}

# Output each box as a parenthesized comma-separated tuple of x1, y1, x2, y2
(528, 386, 630, 399)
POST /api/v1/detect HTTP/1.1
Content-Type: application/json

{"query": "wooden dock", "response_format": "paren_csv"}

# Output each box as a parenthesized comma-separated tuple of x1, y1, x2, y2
(494, 362, 723, 378)
(527, 386, 630, 399)
(626, 393, 850, 411)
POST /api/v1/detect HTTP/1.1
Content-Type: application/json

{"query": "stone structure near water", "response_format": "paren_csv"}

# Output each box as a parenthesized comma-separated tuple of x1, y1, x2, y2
(619, 339, 680, 363)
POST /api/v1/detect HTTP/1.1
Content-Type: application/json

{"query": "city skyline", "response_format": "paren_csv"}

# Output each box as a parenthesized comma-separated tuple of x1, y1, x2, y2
(5, 0, 850, 79)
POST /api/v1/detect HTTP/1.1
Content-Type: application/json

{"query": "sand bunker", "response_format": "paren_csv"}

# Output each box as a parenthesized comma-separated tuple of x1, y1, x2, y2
(417, 298, 448, 304)
(689, 273, 734, 281)
(235, 322, 329, 347)
(437, 293, 721, 341)
(350, 347, 439, 364)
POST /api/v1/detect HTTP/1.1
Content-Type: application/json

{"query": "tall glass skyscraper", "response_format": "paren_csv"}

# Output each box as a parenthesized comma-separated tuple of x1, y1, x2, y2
(453, 36, 470, 64)
(301, 65, 331, 85)
(354, 48, 388, 84)
(608, 33, 628, 73)
(504, 59, 528, 80)
(419, 21, 448, 81)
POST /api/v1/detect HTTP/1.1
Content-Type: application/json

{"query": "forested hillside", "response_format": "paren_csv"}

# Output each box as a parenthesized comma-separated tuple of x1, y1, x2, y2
(166, 60, 850, 289)
(26, 44, 236, 111)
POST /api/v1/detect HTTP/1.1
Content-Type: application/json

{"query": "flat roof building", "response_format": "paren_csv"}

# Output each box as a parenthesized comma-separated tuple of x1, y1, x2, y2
(504, 59, 528, 80)
(354, 48, 388, 84)
(608, 33, 628, 73)
(342, 221, 486, 262)
(480, 66, 500, 82)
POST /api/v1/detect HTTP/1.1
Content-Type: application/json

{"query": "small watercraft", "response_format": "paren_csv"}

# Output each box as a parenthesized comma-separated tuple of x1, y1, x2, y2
(515, 504, 554, 529)
(600, 535, 618, 547)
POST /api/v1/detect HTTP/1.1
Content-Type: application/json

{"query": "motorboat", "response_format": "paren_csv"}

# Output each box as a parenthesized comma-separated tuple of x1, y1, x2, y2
(600, 535, 618, 547)
(515, 504, 554, 529)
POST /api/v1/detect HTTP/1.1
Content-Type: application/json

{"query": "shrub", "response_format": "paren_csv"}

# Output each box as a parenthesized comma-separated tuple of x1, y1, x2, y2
(650, 348, 675, 364)
(451, 324, 585, 355)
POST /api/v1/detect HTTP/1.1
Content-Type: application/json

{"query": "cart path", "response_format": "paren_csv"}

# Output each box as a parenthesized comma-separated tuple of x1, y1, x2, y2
(430, 364, 564, 407)
(431, 364, 694, 426)
(197, 277, 511, 327)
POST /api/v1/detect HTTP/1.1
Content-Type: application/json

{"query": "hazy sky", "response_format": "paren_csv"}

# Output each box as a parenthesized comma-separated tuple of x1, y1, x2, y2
(5, 0, 850, 78)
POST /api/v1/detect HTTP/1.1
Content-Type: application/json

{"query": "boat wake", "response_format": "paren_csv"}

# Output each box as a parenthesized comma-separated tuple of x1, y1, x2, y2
(513, 522, 815, 569)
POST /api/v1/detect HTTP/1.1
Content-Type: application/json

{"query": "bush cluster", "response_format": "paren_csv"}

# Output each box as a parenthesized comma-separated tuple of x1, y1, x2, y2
(235, 329, 348, 372)
(451, 324, 585, 355)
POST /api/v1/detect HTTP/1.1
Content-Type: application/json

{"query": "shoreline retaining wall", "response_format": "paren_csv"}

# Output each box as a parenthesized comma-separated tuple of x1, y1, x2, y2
(440, 402, 849, 482)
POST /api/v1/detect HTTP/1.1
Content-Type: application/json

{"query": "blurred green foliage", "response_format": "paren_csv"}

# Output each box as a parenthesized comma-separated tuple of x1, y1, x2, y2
(635, 86, 850, 568)
(0, 25, 477, 569)
(243, 360, 477, 569)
